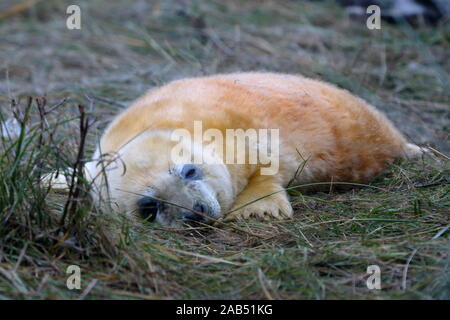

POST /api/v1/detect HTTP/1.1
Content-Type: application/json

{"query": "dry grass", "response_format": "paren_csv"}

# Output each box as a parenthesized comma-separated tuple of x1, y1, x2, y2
(0, 0, 449, 299)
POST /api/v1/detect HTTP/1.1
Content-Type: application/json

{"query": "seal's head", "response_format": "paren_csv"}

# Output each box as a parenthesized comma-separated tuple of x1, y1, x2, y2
(131, 160, 226, 227)
(88, 130, 234, 227)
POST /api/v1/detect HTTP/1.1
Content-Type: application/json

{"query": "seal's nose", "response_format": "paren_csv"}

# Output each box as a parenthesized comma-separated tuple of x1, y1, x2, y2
(182, 202, 209, 224)
(137, 198, 159, 222)
(193, 202, 208, 214)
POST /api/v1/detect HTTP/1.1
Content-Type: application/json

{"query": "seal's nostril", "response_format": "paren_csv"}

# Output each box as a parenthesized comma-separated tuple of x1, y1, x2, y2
(193, 202, 207, 214)
(137, 198, 159, 222)
(183, 202, 210, 225)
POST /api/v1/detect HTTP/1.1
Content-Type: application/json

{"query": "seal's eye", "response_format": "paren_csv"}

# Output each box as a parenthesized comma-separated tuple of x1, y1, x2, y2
(180, 164, 202, 181)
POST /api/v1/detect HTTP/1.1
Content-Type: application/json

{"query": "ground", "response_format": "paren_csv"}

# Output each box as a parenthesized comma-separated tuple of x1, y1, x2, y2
(0, 0, 449, 299)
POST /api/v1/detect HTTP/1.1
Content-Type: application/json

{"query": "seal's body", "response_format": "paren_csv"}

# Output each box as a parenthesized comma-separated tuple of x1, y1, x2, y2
(85, 72, 421, 226)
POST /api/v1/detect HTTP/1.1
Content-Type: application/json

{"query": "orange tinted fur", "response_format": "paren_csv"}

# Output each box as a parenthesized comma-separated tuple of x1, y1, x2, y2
(87, 72, 417, 223)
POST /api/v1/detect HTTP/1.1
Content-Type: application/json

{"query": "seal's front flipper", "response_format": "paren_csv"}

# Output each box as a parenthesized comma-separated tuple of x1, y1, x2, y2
(224, 175, 293, 221)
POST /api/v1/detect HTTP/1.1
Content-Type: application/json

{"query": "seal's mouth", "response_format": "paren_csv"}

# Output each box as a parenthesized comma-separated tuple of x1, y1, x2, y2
(181, 202, 211, 225)
(137, 197, 213, 226)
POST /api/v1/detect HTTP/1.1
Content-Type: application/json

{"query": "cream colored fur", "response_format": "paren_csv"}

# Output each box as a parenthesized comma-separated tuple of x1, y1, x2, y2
(44, 72, 424, 226)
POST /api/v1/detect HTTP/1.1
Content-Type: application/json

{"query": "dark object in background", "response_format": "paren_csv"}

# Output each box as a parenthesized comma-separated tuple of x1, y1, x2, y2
(335, 0, 449, 25)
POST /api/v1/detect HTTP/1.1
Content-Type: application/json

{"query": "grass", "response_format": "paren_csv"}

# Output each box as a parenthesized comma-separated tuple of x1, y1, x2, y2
(0, 0, 449, 299)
